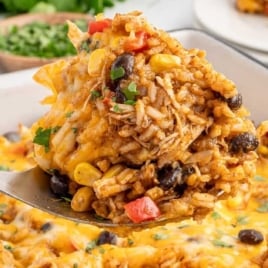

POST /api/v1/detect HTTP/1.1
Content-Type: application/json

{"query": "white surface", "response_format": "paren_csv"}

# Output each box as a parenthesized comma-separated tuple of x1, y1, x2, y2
(0, 29, 268, 134)
(104, 0, 194, 31)
(193, 0, 268, 52)
(193, 19, 268, 65)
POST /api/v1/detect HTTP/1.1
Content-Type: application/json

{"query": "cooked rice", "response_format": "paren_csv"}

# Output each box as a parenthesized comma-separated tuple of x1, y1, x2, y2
(31, 11, 258, 223)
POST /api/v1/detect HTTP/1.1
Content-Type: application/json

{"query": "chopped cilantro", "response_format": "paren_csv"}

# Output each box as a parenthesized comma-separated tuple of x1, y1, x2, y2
(236, 215, 249, 225)
(122, 81, 138, 101)
(177, 224, 190, 229)
(127, 238, 134, 246)
(65, 111, 74, 118)
(211, 211, 222, 220)
(51, 126, 61, 134)
(33, 126, 60, 152)
(33, 127, 51, 152)
(85, 240, 97, 252)
(124, 100, 136, 105)
(0, 203, 7, 217)
(254, 175, 267, 182)
(61, 196, 72, 203)
(4, 244, 13, 251)
(110, 66, 125, 80)
(212, 239, 233, 248)
(90, 90, 101, 100)
(0, 165, 10, 171)
(98, 247, 105, 254)
(113, 104, 123, 113)
(256, 201, 268, 213)
(79, 39, 91, 52)
(152, 233, 168, 241)
(72, 128, 78, 134)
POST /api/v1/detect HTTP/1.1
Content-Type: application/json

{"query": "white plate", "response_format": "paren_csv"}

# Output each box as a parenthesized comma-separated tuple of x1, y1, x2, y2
(193, 19, 268, 65)
(193, 0, 268, 52)
(0, 29, 268, 135)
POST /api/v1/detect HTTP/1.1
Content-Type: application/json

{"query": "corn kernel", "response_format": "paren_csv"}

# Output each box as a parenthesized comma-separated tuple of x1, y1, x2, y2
(88, 48, 107, 76)
(71, 186, 95, 212)
(258, 145, 268, 156)
(102, 164, 124, 179)
(149, 54, 181, 73)
(74, 162, 102, 187)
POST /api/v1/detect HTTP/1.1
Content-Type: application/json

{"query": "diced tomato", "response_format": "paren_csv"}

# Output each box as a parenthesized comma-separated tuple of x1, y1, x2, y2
(88, 19, 112, 35)
(124, 196, 160, 223)
(124, 31, 149, 52)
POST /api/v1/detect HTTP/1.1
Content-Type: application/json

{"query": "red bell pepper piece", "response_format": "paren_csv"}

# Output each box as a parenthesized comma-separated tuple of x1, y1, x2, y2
(124, 31, 148, 52)
(88, 19, 112, 35)
(124, 196, 160, 223)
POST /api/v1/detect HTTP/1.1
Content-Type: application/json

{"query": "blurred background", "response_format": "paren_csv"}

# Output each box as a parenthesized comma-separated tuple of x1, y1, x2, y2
(0, 0, 267, 73)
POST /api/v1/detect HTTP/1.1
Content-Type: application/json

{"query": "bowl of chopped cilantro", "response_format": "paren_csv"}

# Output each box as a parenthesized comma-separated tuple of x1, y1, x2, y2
(0, 12, 93, 72)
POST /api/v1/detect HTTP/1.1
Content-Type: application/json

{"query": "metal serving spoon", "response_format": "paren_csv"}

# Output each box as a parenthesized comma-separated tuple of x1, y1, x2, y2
(0, 166, 181, 234)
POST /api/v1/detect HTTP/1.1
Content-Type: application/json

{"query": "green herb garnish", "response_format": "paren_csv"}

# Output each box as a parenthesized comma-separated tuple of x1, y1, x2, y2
(254, 175, 267, 182)
(33, 126, 60, 152)
(0, 165, 10, 171)
(256, 201, 268, 213)
(124, 100, 136, 105)
(122, 81, 138, 101)
(72, 128, 78, 134)
(0, 203, 7, 217)
(212, 239, 233, 248)
(211, 211, 222, 220)
(33, 127, 52, 152)
(65, 111, 74, 118)
(113, 104, 123, 113)
(0, 20, 88, 58)
(236, 215, 249, 225)
(90, 90, 101, 100)
(127, 238, 134, 246)
(85, 240, 97, 252)
(152, 233, 169, 241)
(4, 244, 13, 251)
(110, 66, 125, 80)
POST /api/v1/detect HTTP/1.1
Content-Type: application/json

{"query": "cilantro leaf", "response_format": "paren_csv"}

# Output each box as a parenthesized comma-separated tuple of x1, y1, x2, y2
(110, 66, 125, 80)
(33, 127, 52, 152)
(33, 126, 60, 152)
(256, 201, 268, 213)
(65, 111, 74, 118)
(152, 233, 169, 240)
(211, 211, 222, 220)
(212, 239, 233, 248)
(85, 240, 97, 252)
(0, 165, 10, 171)
(90, 90, 101, 101)
(122, 81, 138, 101)
(236, 215, 249, 225)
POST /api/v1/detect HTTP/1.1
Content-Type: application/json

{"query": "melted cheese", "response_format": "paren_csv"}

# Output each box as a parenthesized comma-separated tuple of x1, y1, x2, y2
(1, 134, 268, 267)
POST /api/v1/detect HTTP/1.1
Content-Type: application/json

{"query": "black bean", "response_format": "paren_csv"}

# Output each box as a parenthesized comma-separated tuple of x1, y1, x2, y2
(40, 222, 53, 232)
(229, 132, 259, 153)
(182, 165, 195, 180)
(50, 174, 69, 196)
(174, 165, 194, 195)
(238, 229, 264, 245)
(3, 131, 20, 142)
(114, 85, 127, 103)
(157, 165, 182, 190)
(96, 230, 117, 245)
(111, 53, 134, 80)
(226, 93, 242, 110)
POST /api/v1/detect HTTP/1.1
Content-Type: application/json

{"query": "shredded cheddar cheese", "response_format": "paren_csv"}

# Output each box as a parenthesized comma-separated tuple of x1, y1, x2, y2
(0, 128, 268, 267)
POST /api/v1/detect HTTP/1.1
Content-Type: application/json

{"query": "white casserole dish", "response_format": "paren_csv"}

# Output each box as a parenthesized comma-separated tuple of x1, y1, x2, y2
(0, 28, 267, 134)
